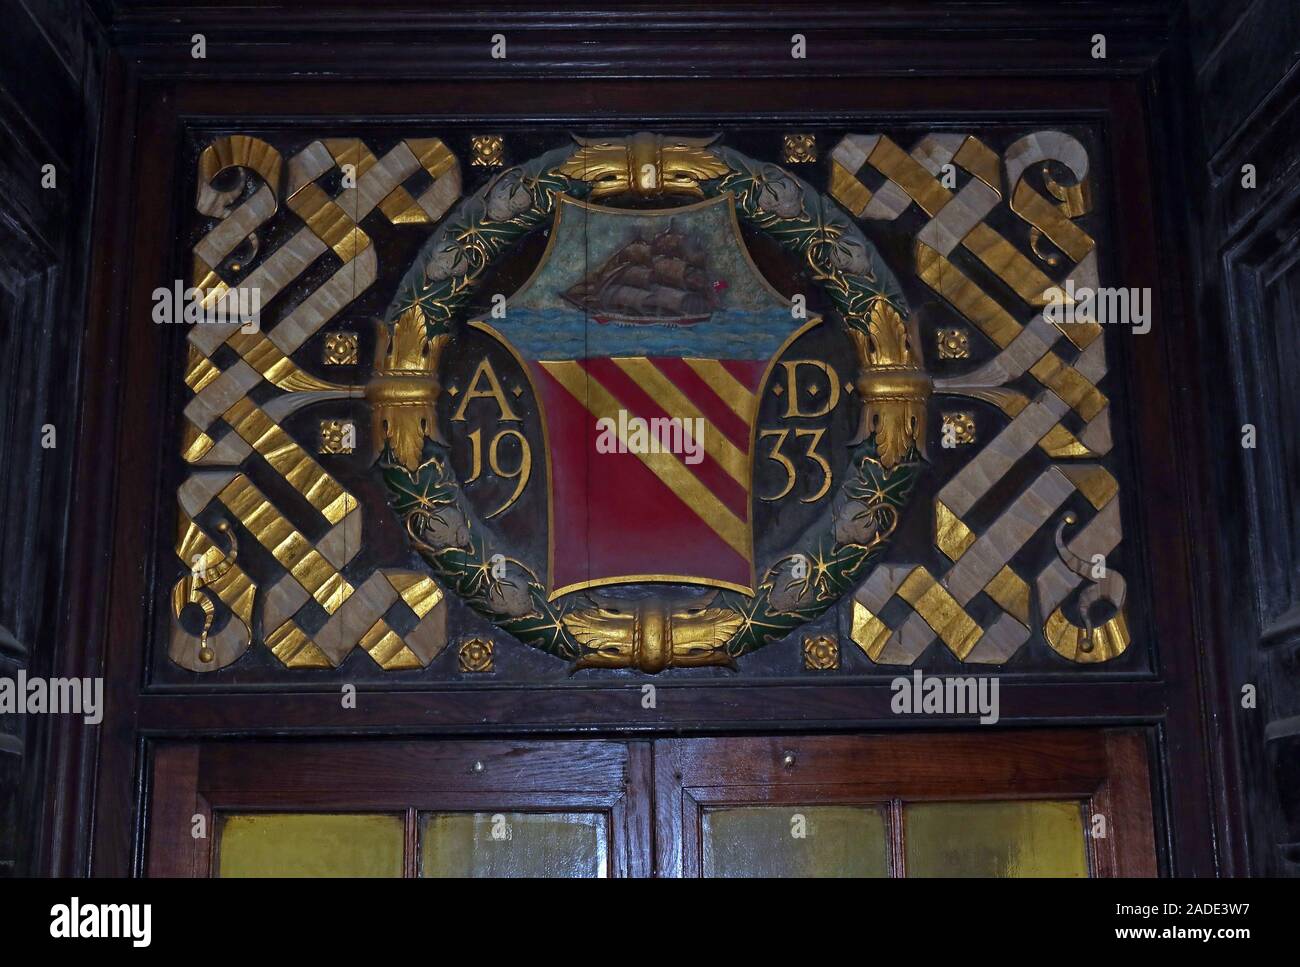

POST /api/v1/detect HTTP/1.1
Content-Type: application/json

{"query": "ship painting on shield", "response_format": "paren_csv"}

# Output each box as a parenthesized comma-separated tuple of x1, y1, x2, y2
(473, 194, 819, 598)
(561, 220, 727, 328)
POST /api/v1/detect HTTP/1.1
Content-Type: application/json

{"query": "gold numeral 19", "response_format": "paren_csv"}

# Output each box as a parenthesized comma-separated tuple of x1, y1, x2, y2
(466, 427, 533, 518)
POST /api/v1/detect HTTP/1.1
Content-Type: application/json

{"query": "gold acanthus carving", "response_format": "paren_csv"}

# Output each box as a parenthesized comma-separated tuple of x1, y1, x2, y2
(556, 133, 731, 200)
(366, 305, 448, 471)
(564, 595, 744, 672)
(848, 300, 932, 469)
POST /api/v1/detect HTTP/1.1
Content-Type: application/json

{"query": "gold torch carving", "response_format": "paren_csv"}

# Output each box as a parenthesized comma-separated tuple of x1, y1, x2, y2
(848, 300, 931, 469)
(366, 305, 448, 471)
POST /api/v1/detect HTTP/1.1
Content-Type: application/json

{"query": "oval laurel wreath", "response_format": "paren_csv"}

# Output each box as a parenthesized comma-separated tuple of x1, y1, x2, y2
(378, 143, 922, 664)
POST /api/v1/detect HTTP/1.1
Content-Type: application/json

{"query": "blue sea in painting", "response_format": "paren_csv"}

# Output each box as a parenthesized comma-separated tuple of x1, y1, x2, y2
(478, 305, 815, 361)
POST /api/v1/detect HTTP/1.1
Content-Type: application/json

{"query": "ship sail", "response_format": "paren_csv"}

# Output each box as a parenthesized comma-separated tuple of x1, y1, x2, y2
(563, 220, 721, 326)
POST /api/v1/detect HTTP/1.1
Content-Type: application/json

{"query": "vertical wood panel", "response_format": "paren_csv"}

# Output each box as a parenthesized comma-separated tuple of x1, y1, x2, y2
(146, 744, 209, 877)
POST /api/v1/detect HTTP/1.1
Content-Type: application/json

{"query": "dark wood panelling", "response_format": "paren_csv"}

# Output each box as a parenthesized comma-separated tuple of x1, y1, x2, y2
(100, 1, 1172, 79)
(1178, 0, 1300, 875)
(0, 0, 105, 877)
(147, 738, 639, 876)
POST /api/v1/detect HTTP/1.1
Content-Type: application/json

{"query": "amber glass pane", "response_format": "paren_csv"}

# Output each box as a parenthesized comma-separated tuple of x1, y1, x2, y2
(420, 812, 607, 878)
(702, 805, 890, 878)
(904, 800, 1088, 877)
(216, 813, 404, 878)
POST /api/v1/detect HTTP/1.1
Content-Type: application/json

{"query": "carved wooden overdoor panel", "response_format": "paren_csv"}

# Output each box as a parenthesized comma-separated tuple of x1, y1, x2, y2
(79, 67, 1208, 876)
(166, 125, 1133, 682)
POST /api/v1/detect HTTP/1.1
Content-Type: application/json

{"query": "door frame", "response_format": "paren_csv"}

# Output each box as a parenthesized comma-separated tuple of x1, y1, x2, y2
(44, 6, 1229, 879)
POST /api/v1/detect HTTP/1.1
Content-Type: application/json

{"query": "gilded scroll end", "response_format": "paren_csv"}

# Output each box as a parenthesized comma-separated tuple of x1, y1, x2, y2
(563, 596, 740, 673)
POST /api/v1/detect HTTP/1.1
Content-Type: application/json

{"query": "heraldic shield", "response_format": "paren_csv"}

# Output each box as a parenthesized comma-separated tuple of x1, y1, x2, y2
(473, 194, 818, 599)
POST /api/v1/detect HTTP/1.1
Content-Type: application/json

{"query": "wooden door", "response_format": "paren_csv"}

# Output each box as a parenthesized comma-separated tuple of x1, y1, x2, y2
(147, 729, 1154, 877)
(147, 739, 651, 878)
(653, 730, 1157, 877)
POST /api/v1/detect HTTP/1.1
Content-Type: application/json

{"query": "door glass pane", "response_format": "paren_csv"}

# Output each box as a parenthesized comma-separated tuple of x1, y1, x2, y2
(904, 800, 1088, 877)
(420, 812, 607, 877)
(216, 813, 404, 878)
(702, 805, 889, 877)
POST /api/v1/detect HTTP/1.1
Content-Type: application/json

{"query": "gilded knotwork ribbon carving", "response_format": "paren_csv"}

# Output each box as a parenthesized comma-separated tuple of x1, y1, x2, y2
(172, 134, 463, 671)
(832, 129, 1127, 665)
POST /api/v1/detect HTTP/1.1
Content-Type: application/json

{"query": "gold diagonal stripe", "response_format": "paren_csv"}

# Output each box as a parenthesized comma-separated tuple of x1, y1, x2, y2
(1058, 464, 1119, 510)
(829, 159, 872, 216)
(225, 330, 353, 393)
(610, 357, 749, 485)
(984, 566, 1030, 626)
(215, 475, 354, 608)
(389, 573, 443, 618)
(542, 360, 750, 560)
(916, 245, 1109, 422)
(1028, 353, 1108, 421)
(963, 223, 1058, 309)
(1039, 423, 1093, 457)
(917, 243, 1022, 349)
(1011, 181, 1094, 263)
(223, 398, 357, 524)
(869, 136, 952, 216)
(287, 181, 370, 262)
(323, 138, 379, 181)
(868, 135, 1057, 312)
(953, 136, 1001, 191)
(266, 622, 332, 667)
(378, 186, 425, 224)
(896, 567, 983, 660)
(407, 139, 457, 179)
(683, 358, 756, 422)
(184, 346, 221, 393)
(850, 599, 892, 661)
(935, 499, 977, 561)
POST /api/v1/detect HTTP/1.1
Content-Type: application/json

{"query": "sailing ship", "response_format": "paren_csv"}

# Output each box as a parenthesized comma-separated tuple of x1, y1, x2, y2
(562, 221, 725, 327)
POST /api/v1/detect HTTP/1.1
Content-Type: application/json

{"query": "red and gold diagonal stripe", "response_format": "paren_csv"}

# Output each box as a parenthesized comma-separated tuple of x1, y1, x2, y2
(538, 356, 759, 564)
(534, 362, 753, 595)
(582, 357, 749, 514)
(682, 357, 761, 420)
